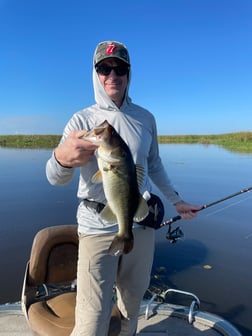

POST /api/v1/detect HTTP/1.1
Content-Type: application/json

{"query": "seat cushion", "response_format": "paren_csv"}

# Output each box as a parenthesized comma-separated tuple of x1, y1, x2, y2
(28, 293, 75, 336)
(47, 292, 76, 319)
(28, 293, 121, 336)
(28, 225, 78, 286)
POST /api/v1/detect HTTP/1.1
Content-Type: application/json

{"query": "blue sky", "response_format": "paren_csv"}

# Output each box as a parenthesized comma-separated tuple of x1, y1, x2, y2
(0, 0, 251, 135)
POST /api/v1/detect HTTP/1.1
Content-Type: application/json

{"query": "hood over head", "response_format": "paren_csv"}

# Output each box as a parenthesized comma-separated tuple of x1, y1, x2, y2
(92, 41, 131, 110)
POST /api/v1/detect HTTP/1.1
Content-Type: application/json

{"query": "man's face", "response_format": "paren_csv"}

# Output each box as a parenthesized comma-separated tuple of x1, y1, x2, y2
(96, 58, 129, 107)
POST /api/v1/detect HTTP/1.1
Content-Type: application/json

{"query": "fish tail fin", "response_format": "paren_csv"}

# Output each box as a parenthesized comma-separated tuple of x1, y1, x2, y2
(108, 235, 134, 256)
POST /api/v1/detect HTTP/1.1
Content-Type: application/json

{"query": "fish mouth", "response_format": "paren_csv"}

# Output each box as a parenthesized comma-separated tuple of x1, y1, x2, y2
(83, 123, 108, 143)
(83, 129, 103, 144)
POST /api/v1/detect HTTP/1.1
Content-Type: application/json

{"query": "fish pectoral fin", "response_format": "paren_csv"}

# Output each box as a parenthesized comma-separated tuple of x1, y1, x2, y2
(97, 151, 121, 164)
(133, 195, 149, 222)
(91, 170, 103, 184)
(100, 204, 117, 222)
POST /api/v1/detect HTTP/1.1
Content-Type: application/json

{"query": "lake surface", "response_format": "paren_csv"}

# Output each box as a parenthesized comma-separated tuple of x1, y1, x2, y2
(0, 145, 251, 335)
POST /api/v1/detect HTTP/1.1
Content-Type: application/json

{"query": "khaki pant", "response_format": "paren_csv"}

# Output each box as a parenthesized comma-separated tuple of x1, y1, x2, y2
(71, 226, 155, 336)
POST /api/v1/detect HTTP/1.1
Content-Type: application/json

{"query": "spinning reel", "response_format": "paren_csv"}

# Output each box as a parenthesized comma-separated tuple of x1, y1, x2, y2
(166, 224, 184, 243)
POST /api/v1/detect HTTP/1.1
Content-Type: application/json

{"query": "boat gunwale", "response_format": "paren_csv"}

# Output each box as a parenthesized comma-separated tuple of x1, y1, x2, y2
(139, 301, 242, 336)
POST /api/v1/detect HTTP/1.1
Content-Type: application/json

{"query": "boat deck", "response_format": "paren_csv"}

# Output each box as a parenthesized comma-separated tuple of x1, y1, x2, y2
(0, 302, 241, 336)
(0, 304, 29, 336)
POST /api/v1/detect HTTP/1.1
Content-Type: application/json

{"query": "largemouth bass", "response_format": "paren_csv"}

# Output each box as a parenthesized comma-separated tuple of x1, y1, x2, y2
(83, 120, 149, 256)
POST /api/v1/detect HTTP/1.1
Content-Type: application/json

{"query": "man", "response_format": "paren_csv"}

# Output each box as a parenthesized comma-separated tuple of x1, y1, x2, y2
(46, 41, 201, 336)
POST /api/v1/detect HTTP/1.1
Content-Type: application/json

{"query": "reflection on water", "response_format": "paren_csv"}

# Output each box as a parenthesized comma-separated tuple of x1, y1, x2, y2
(0, 145, 252, 335)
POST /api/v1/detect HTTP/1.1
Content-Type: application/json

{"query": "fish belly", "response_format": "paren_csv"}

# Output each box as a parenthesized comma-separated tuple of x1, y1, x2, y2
(100, 160, 138, 256)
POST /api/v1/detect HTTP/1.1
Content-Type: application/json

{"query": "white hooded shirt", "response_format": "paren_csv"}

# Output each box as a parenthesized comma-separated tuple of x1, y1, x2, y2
(46, 55, 181, 234)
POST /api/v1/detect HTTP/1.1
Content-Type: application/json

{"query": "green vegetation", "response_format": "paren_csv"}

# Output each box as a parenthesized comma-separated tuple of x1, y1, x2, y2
(0, 135, 61, 149)
(158, 132, 252, 154)
(0, 132, 252, 153)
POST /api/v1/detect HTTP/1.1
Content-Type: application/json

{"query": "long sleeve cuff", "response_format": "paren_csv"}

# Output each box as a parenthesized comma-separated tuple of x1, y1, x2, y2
(46, 151, 74, 186)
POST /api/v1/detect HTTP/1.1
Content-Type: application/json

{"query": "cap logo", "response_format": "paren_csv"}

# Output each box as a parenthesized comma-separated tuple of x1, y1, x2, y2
(106, 44, 117, 55)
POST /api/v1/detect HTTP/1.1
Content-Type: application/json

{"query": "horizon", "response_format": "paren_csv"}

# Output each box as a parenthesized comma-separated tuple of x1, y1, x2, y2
(1, 130, 252, 137)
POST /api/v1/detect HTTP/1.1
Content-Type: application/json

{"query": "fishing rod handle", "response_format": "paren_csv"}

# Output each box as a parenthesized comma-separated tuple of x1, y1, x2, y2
(161, 208, 203, 227)
(161, 215, 182, 226)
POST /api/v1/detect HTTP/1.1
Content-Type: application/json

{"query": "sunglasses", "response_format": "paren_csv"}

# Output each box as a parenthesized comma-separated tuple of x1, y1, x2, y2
(95, 64, 129, 76)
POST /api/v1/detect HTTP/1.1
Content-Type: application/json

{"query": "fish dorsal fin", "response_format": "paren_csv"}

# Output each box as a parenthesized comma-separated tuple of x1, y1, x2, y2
(135, 164, 145, 191)
(100, 204, 117, 222)
(133, 195, 149, 222)
(91, 170, 103, 184)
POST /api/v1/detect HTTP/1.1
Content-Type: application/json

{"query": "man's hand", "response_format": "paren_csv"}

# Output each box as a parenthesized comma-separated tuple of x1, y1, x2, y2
(54, 130, 97, 168)
(174, 200, 202, 220)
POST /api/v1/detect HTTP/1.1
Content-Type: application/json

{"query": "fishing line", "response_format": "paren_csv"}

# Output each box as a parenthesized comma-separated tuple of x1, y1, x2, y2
(205, 195, 252, 217)
(162, 186, 252, 243)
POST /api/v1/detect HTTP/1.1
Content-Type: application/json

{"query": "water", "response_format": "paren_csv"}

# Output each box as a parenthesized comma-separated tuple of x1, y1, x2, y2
(0, 145, 251, 335)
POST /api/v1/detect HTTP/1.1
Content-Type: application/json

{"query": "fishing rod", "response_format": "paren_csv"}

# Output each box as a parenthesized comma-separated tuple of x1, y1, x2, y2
(162, 186, 252, 243)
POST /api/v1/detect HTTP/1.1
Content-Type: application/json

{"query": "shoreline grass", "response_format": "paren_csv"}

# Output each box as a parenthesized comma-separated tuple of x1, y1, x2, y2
(0, 132, 252, 153)
(0, 135, 61, 149)
(158, 131, 252, 153)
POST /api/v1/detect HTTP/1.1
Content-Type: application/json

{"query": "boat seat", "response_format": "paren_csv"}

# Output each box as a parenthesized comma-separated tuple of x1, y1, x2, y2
(22, 225, 121, 336)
